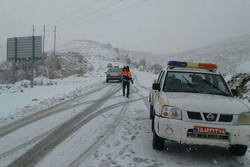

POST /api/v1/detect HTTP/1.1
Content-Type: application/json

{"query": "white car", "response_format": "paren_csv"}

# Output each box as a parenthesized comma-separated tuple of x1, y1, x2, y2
(107, 63, 112, 68)
(150, 61, 250, 156)
(105, 67, 122, 82)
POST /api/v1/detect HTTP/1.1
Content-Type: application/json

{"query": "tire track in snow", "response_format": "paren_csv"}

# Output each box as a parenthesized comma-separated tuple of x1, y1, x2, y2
(68, 96, 148, 167)
(0, 82, 138, 139)
(133, 73, 150, 110)
(68, 99, 130, 167)
(7, 85, 122, 167)
(67, 87, 138, 108)
(0, 125, 59, 160)
(0, 83, 109, 138)
(0, 88, 140, 160)
(133, 73, 151, 91)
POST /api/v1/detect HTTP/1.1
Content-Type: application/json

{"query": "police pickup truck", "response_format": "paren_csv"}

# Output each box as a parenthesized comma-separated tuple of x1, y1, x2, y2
(149, 61, 250, 156)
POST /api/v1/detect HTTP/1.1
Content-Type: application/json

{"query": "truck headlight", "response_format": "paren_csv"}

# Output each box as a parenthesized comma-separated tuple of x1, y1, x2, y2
(161, 106, 182, 120)
(238, 112, 250, 125)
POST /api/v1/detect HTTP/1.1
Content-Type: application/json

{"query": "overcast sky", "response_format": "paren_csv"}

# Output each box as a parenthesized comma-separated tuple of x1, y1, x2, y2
(1, 0, 250, 63)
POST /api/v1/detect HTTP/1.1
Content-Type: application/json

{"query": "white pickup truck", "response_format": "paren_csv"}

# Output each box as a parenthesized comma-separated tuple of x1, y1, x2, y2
(149, 61, 250, 156)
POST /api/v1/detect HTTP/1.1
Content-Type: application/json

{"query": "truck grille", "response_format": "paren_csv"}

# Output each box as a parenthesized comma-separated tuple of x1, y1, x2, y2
(186, 111, 234, 123)
(219, 115, 233, 122)
(187, 111, 202, 120)
(203, 113, 217, 122)
(187, 129, 230, 140)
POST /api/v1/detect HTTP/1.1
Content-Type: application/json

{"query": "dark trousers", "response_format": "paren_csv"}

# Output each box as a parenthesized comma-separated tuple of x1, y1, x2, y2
(123, 81, 130, 96)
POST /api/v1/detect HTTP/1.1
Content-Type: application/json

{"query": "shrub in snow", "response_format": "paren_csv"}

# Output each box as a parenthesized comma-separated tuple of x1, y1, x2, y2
(139, 58, 146, 68)
(227, 73, 250, 102)
(0, 51, 92, 84)
(126, 57, 131, 65)
(151, 63, 162, 73)
(21, 81, 29, 88)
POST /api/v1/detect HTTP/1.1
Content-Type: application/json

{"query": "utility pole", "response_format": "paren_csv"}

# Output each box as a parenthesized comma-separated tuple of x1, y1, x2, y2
(54, 26, 56, 56)
(32, 25, 35, 36)
(42, 25, 46, 54)
(31, 25, 35, 87)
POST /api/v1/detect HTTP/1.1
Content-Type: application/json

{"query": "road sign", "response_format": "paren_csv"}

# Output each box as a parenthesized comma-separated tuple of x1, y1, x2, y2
(7, 36, 42, 86)
(7, 36, 42, 60)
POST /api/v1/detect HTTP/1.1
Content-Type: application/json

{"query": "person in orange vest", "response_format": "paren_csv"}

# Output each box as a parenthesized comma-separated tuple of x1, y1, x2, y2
(122, 66, 133, 98)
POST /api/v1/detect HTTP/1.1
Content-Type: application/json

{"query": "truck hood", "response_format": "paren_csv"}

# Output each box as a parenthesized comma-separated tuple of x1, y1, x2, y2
(162, 92, 249, 114)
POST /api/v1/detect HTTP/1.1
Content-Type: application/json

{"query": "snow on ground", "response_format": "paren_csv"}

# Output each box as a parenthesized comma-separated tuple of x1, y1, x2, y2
(81, 96, 156, 167)
(133, 69, 157, 89)
(82, 96, 246, 167)
(0, 53, 130, 128)
(0, 51, 249, 166)
(36, 84, 250, 167)
(0, 84, 116, 166)
(0, 55, 117, 127)
(0, 72, 104, 126)
(36, 89, 128, 167)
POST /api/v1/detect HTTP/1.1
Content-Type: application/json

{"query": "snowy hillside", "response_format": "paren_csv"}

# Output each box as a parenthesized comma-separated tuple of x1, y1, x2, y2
(57, 40, 160, 69)
(160, 35, 250, 74)
(58, 40, 120, 59)
(57, 35, 250, 75)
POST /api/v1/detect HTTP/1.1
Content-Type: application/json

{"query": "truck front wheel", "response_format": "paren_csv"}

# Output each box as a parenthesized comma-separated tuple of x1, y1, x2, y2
(229, 145, 248, 156)
(152, 132, 165, 150)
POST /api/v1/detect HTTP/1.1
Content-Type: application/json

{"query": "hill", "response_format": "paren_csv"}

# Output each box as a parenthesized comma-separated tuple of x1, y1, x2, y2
(160, 35, 250, 74)
(57, 35, 250, 75)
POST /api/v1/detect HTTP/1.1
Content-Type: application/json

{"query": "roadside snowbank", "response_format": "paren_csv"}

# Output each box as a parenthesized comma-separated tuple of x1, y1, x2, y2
(0, 70, 105, 127)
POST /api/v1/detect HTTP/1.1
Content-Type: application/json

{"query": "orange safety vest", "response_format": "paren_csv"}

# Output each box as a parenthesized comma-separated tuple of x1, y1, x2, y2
(122, 71, 132, 78)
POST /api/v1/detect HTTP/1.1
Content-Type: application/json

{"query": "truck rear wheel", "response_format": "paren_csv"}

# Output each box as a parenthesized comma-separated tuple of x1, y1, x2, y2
(151, 116, 155, 133)
(229, 145, 248, 156)
(150, 104, 154, 119)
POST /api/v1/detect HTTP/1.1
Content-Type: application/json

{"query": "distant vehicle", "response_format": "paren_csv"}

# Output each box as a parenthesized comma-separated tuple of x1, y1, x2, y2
(106, 67, 122, 83)
(107, 63, 112, 68)
(150, 61, 250, 156)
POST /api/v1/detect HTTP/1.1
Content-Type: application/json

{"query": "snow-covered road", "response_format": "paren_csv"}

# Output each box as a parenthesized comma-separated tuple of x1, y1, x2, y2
(0, 67, 249, 167)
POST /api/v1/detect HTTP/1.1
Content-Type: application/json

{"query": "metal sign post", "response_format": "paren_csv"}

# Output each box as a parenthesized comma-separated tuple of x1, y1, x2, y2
(12, 37, 17, 84)
(7, 36, 42, 86)
(30, 36, 35, 87)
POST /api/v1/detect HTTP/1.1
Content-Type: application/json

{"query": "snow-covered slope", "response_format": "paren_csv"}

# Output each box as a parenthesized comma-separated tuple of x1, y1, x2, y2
(57, 40, 159, 66)
(161, 35, 250, 74)
(58, 40, 120, 59)
(57, 35, 250, 75)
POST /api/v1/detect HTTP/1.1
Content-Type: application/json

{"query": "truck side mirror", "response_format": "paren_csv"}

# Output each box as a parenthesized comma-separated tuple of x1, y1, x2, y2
(153, 83, 161, 91)
(231, 89, 238, 96)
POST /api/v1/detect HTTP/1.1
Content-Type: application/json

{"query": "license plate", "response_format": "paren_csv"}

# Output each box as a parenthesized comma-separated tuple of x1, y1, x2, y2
(193, 126, 226, 135)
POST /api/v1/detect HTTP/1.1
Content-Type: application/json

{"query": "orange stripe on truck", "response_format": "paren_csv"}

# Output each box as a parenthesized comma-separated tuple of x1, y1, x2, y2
(156, 91, 166, 107)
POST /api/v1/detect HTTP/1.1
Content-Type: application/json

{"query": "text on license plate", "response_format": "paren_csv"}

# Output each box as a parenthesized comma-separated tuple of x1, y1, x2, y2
(193, 126, 226, 135)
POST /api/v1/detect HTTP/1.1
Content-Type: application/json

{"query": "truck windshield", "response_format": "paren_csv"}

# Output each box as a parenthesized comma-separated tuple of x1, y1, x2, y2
(163, 71, 231, 96)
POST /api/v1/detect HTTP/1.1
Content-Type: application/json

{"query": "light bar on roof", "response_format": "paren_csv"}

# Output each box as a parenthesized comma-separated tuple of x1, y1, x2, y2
(168, 61, 218, 71)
